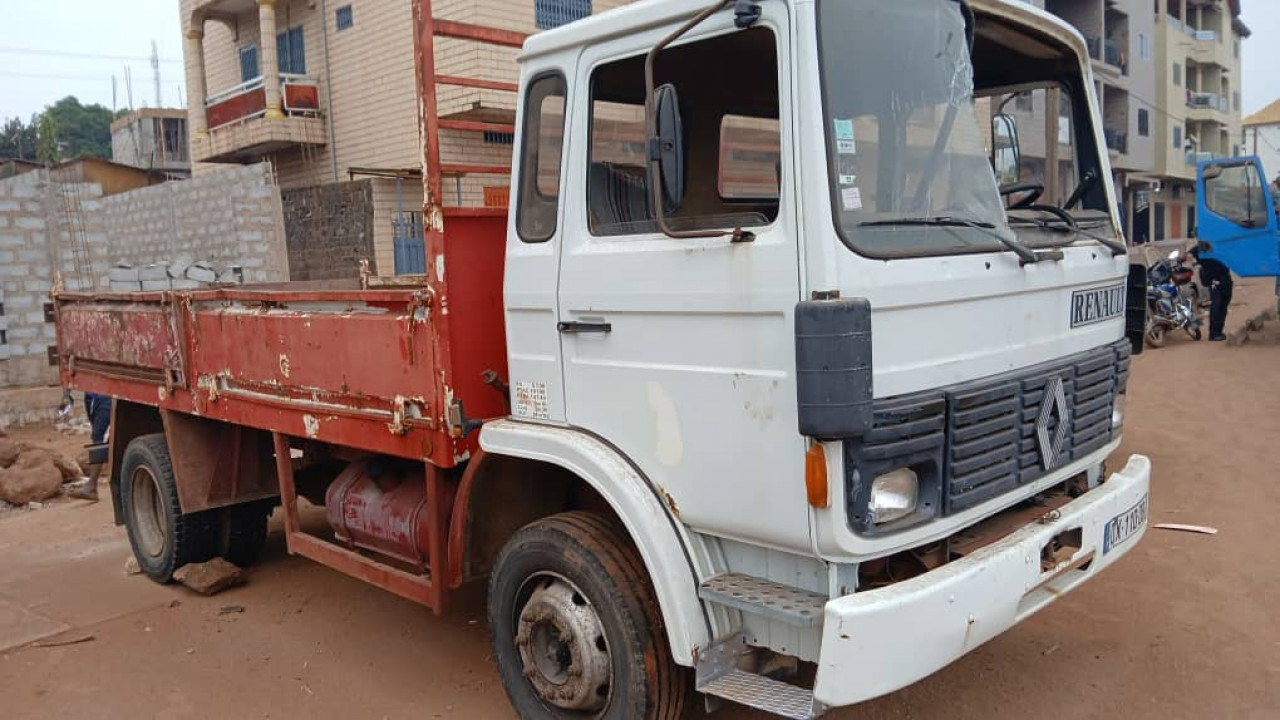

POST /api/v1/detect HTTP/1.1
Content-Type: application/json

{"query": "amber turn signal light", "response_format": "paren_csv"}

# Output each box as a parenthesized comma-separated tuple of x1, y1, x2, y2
(805, 444, 829, 509)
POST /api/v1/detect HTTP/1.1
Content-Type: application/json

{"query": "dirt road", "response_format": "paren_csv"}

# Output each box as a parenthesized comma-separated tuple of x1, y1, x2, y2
(2, 284, 1278, 719)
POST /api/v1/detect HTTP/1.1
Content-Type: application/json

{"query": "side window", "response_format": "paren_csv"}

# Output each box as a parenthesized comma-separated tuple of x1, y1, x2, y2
(516, 74, 568, 243)
(587, 26, 781, 236)
(1204, 162, 1266, 228)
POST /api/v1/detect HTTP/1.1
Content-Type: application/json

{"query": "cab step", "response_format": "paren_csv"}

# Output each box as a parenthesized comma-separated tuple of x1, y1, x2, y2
(698, 572, 827, 627)
(696, 634, 824, 719)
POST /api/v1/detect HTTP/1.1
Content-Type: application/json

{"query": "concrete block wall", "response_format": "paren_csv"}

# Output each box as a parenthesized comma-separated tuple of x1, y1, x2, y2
(97, 162, 288, 285)
(0, 171, 61, 389)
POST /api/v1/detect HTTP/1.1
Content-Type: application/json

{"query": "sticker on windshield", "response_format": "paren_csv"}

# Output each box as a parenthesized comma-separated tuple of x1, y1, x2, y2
(842, 186, 863, 211)
(839, 174, 856, 186)
(834, 119, 857, 155)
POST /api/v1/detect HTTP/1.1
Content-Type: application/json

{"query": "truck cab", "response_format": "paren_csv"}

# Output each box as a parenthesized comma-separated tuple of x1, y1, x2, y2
(488, 0, 1150, 714)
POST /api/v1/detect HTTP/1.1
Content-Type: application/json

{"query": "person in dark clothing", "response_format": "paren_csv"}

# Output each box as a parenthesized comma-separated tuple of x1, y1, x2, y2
(1189, 247, 1233, 341)
(68, 392, 111, 501)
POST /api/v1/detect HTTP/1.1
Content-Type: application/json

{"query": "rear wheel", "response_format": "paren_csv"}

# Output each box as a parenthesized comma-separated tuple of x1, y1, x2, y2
(1145, 324, 1167, 348)
(487, 511, 687, 720)
(216, 501, 272, 567)
(120, 434, 216, 583)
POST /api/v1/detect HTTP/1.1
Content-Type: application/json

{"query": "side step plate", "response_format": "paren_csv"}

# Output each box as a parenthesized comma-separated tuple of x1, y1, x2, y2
(698, 572, 827, 627)
(697, 634, 824, 719)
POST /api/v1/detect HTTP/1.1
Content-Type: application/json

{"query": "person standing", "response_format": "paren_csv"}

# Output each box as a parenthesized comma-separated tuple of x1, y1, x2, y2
(1189, 247, 1233, 342)
(68, 392, 111, 502)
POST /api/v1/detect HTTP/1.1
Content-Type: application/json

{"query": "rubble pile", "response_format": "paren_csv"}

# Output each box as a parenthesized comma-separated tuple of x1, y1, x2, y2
(108, 256, 245, 292)
(0, 438, 84, 506)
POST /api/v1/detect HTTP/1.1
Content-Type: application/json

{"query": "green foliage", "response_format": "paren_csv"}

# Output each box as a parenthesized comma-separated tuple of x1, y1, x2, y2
(0, 115, 39, 161)
(1, 96, 117, 165)
(37, 114, 59, 166)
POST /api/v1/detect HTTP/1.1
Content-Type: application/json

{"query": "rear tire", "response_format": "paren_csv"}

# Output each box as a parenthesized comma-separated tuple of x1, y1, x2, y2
(487, 511, 688, 720)
(1145, 325, 1167, 348)
(216, 501, 272, 567)
(119, 434, 216, 583)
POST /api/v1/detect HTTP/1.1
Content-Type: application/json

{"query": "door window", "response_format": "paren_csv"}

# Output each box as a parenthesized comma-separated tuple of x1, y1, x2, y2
(586, 26, 781, 236)
(1204, 162, 1266, 227)
(516, 73, 568, 243)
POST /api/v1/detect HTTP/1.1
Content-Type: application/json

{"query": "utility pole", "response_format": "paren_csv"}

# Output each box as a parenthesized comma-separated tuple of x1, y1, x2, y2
(152, 40, 162, 108)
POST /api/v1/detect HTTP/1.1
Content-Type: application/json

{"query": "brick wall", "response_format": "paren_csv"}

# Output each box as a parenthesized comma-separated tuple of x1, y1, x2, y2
(0, 171, 63, 388)
(281, 179, 377, 280)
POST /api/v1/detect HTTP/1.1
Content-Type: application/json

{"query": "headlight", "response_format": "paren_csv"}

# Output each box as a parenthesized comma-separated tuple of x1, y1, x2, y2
(868, 468, 919, 525)
(1112, 391, 1126, 429)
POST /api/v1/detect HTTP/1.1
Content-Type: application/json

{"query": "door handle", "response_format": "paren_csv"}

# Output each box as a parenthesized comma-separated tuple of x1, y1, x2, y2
(558, 320, 612, 334)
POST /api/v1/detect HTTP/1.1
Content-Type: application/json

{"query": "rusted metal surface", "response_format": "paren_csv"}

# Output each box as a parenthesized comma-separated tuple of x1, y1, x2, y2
(161, 410, 277, 514)
(435, 75, 518, 93)
(326, 460, 433, 568)
(431, 18, 528, 47)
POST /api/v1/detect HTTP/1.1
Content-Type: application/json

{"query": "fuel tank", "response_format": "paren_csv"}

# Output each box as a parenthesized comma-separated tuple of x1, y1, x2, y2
(325, 459, 431, 568)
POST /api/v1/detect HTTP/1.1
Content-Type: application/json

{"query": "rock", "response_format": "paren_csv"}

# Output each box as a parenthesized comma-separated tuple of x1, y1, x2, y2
(0, 439, 24, 468)
(173, 558, 245, 596)
(108, 264, 140, 282)
(124, 556, 141, 575)
(141, 279, 172, 291)
(139, 263, 170, 281)
(168, 255, 194, 279)
(15, 448, 82, 484)
(0, 458, 63, 505)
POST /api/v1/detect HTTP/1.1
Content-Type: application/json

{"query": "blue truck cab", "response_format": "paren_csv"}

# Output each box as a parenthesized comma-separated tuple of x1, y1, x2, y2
(1196, 156, 1280, 278)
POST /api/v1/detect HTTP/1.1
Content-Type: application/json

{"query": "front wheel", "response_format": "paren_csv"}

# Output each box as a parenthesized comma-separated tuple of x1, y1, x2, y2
(1145, 324, 1167, 348)
(487, 511, 687, 720)
(1188, 326, 1203, 341)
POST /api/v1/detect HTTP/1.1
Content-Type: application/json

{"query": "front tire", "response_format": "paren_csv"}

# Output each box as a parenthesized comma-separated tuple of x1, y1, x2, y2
(487, 511, 687, 720)
(1145, 324, 1167, 348)
(119, 434, 216, 583)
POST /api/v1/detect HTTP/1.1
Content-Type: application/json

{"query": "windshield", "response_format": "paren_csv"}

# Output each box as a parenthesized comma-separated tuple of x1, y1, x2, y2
(818, 0, 1010, 257)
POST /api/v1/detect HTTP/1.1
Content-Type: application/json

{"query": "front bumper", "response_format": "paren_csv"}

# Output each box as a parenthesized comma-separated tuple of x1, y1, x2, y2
(811, 454, 1151, 709)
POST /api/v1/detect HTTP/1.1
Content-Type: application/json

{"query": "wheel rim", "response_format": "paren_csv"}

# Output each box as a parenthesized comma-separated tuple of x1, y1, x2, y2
(130, 465, 167, 559)
(513, 572, 613, 713)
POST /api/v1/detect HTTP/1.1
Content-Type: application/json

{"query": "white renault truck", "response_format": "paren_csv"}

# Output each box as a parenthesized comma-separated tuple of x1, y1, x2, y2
(497, 0, 1149, 715)
(57, 0, 1151, 717)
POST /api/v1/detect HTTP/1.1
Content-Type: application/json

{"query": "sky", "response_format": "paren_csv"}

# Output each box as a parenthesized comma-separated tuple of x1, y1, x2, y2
(0, 0, 1277, 122)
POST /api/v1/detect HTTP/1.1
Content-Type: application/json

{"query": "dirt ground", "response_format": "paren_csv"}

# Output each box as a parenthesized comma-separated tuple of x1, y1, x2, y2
(2, 283, 1278, 720)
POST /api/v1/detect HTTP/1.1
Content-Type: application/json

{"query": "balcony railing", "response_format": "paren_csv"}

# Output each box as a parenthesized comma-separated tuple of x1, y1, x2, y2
(1165, 15, 1195, 38)
(1187, 92, 1229, 112)
(1084, 35, 1102, 61)
(1104, 128, 1128, 155)
(1185, 150, 1226, 166)
(1104, 40, 1128, 75)
(1193, 29, 1217, 42)
(205, 74, 321, 130)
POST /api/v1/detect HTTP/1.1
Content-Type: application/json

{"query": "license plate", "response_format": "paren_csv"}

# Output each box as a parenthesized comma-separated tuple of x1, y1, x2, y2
(1103, 495, 1148, 554)
(1070, 284, 1126, 327)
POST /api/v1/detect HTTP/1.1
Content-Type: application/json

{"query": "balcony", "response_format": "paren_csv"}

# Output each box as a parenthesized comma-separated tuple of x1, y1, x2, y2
(1104, 128, 1129, 155)
(1104, 40, 1129, 75)
(1187, 92, 1229, 113)
(192, 74, 326, 164)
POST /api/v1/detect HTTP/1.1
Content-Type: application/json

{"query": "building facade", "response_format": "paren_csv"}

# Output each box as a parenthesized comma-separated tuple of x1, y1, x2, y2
(1242, 99, 1280, 186)
(178, 0, 631, 276)
(110, 108, 193, 178)
(1027, 0, 1247, 244)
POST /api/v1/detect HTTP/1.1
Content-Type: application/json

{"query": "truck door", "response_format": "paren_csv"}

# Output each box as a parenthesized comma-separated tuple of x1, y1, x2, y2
(1196, 156, 1280, 277)
(556, 9, 811, 550)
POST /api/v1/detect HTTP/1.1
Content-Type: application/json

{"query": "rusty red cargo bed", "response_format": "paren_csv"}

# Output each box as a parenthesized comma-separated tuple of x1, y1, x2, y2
(54, 220, 508, 471)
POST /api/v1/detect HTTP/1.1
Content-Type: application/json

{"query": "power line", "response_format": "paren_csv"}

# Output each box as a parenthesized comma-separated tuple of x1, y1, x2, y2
(0, 47, 182, 64)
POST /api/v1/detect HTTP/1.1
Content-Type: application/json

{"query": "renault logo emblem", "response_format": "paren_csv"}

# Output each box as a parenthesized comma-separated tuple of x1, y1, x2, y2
(1036, 376, 1070, 470)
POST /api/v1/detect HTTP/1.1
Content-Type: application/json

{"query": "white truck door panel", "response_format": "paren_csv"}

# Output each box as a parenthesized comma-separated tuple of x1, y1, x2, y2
(557, 11, 810, 551)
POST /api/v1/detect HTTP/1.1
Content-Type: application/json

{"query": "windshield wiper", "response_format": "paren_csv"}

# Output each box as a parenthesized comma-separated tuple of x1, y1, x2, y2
(1008, 210, 1127, 257)
(858, 216, 1053, 265)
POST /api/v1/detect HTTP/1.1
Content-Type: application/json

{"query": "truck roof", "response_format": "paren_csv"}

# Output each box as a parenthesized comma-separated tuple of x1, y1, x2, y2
(520, 0, 1090, 67)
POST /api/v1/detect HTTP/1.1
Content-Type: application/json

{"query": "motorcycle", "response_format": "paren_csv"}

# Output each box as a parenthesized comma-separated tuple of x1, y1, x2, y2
(1146, 249, 1203, 347)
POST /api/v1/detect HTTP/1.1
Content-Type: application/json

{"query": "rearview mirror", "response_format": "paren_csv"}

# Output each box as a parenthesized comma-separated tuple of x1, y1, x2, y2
(650, 83, 685, 214)
(992, 113, 1021, 186)
(1201, 164, 1224, 181)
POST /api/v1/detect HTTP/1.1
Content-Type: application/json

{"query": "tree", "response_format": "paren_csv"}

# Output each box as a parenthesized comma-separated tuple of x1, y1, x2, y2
(0, 115, 38, 161)
(40, 97, 115, 160)
(37, 114, 59, 166)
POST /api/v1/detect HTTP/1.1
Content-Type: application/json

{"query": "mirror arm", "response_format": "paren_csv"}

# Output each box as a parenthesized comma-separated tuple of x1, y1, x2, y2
(645, 0, 745, 241)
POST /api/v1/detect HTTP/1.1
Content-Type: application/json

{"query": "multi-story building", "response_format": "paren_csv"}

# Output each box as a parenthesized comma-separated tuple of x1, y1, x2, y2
(1146, 0, 1249, 243)
(111, 108, 192, 178)
(1028, 0, 1247, 244)
(178, 0, 630, 275)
